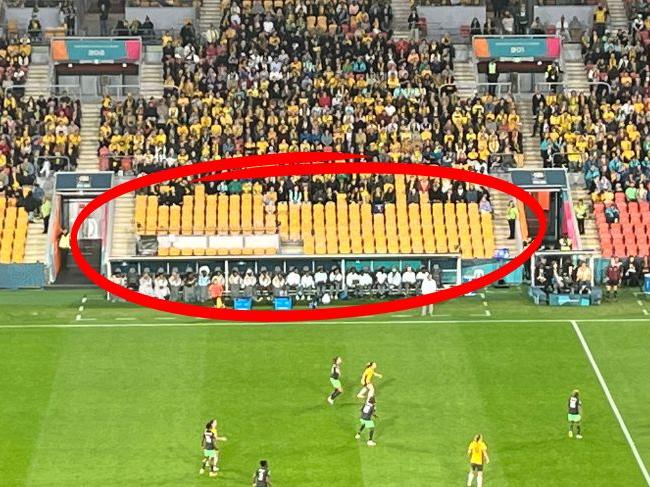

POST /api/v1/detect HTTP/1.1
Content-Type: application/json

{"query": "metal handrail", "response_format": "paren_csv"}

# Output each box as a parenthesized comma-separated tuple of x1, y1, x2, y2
(588, 81, 611, 95)
(535, 81, 566, 93)
(102, 84, 142, 99)
(49, 84, 83, 99)
(474, 82, 512, 96)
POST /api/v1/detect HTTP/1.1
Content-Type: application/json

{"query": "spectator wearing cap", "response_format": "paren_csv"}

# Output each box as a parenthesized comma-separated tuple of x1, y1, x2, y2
(197, 265, 211, 302)
(168, 268, 183, 301)
(154, 269, 170, 300)
(183, 270, 197, 303)
(272, 270, 287, 297)
(402, 266, 416, 295)
(306, 264, 323, 291)
(387, 267, 402, 294)
(258, 267, 272, 300)
(286, 267, 301, 295)
(242, 269, 257, 299)
(229, 268, 242, 299)
(139, 268, 155, 297)
(299, 266, 315, 301)
(346, 268, 360, 298)
(329, 266, 343, 297)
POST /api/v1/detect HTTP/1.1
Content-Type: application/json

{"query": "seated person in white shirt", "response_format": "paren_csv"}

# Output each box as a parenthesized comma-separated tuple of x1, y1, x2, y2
(329, 266, 343, 297)
(346, 268, 360, 297)
(374, 267, 388, 298)
(286, 267, 301, 295)
(358, 267, 374, 296)
(314, 266, 328, 295)
(387, 267, 402, 294)
(402, 265, 417, 295)
(299, 266, 316, 301)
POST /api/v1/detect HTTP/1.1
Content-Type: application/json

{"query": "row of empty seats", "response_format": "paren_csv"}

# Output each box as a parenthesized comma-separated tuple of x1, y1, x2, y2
(595, 201, 650, 257)
(299, 200, 494, 258)
(135, 190, 276, 236)
(0, 198, 28, 264)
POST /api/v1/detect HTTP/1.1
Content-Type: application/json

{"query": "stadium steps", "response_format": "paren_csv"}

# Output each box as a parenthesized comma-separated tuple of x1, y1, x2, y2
(111, 194, 137, 258)
(199, 0, 222, 34)
(454, 60, 476, 99)
(570, 187, 601, 252)
(607, 0, 629, 32)
(491, 192, 519, 256)
(140, 63, 163, 98)
(391, 0, 411, 36)
(517, 100, 544, 169)
(563, 60, 590, 92)
(78, 103, 101, 172)
(23, 222, 47, 264)
(24, 64, 50, 98)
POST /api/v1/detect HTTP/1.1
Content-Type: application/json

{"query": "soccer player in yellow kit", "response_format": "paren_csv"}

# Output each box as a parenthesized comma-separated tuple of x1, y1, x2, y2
(356, 362, 382, 399)
(467, 434, 490, 487)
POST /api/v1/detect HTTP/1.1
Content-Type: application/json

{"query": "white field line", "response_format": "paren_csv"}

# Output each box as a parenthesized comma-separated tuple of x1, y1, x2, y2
(2, 317, 650, 330)
(571, 320, 650, 485)
(75, 295, 88, 321)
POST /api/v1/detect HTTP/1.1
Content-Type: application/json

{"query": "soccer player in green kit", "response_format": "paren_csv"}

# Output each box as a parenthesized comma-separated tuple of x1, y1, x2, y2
(568, 389, 583, 439)
(355, 396, 377, 446)
(327, 356, 343, 405)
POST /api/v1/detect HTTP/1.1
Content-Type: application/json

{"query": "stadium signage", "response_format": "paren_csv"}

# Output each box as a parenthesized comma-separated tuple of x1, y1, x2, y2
(70, 153, 547, 322)
(473, 36, 561, 60)
(51, 37, 142, 63)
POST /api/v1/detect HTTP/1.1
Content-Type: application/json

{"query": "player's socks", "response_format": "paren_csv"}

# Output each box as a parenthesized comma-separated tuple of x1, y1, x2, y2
(467, 472, 474, 486)
(568, 430, 573, 438)
(477, 475, 483, 487)
(199, 468, 204, 475)
(367, 440, 376, 446)
(354, 433, 360, 439)
(368, 429, 375, 441)
(330, 390, 341, 400)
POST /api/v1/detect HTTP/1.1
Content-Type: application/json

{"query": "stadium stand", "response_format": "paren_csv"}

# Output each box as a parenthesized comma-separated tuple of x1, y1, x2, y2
(134, 175, 496, 258)
(566, 5, 650, 258)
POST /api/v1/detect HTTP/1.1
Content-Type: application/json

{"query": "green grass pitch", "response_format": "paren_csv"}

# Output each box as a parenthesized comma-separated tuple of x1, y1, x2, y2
(1, 288, 649, 486)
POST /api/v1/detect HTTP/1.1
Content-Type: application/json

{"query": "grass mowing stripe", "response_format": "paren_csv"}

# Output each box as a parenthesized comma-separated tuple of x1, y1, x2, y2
(571, 320, 650, 485)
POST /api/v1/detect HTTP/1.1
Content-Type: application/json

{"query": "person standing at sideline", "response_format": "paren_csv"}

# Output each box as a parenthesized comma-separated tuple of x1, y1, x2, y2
(506, 201, 518, 239)
(41, 197, 51, 234)
(574, 199, 587, 235)
(58, 228, 71, 268)
(420, 271, 438, 316)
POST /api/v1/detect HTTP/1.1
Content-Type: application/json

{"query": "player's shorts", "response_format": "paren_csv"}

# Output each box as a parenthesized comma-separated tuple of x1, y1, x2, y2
(470, 463, 484, 472)
(203, 449, 217, 458)
(568, 413, 582, 422)
(330, 378, 342, 389)
(360, 419, 375, 428)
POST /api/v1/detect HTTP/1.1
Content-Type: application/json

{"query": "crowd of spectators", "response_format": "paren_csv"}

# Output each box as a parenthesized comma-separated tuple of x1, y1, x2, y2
(111, 263, 446, 304)
(138, 174, 494, 214)
(0, 94, 82, 201)
(113, 16, 156, 39)
(534, 257, 593, 295)
(0, 35, 31, 94)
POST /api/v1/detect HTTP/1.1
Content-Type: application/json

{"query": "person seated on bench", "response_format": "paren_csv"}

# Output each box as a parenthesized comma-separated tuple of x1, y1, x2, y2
(575, 261, 592, 295)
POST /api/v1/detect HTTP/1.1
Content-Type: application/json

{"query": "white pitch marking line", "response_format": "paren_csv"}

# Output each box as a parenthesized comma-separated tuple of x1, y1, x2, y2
(154, 317, 177, 320)
(3, 317, 650, 330)
(571, 320, 650, 486)
(115, 317, 136, 321)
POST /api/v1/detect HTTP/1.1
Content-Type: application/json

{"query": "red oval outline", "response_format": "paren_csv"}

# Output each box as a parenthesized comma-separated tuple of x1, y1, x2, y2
(70, 153, 546, 322)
